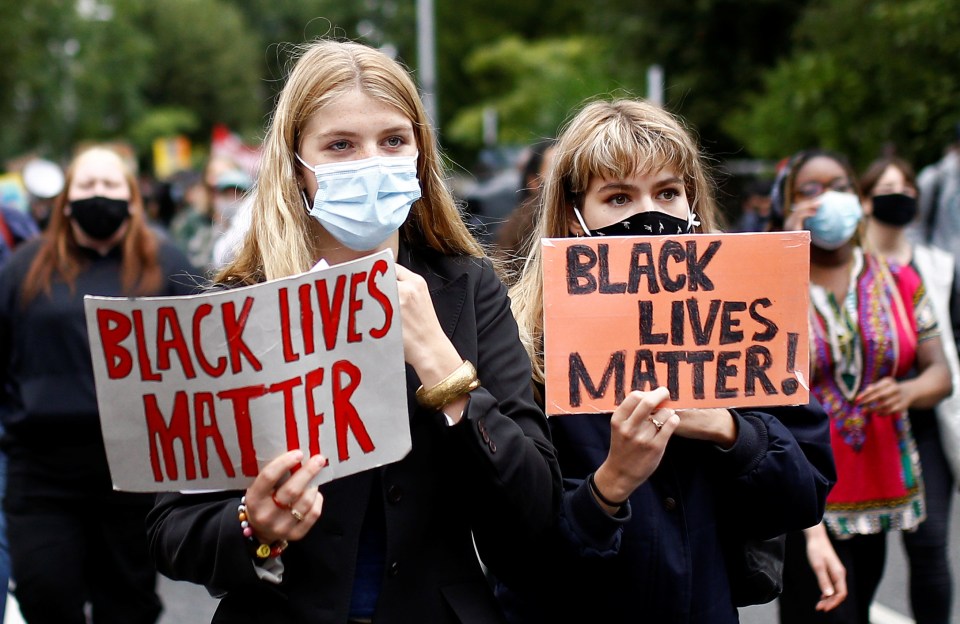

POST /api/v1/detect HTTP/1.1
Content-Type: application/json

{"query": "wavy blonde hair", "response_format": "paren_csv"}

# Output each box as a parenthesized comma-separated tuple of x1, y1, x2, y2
(218, 40, 482, 285)
(509, 98, 721, 383)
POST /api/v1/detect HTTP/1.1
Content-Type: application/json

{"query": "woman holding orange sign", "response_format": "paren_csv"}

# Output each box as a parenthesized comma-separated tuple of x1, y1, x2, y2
(496, 98, 835, 623)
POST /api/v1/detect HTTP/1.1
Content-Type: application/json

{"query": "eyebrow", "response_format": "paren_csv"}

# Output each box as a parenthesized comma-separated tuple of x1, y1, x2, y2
(596, 176, 683, 193)
(311, 125, 414, 140)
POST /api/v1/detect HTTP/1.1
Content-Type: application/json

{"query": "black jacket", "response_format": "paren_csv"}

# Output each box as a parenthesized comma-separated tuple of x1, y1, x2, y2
(147, 245, 562, 623)
(0, 237, 199, 498)
(495, 400, 836, 624)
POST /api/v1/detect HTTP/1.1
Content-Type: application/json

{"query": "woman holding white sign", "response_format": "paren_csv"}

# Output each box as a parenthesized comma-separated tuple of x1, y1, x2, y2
(497, 99, 836, 623)
(0, 145, 198, 623)
(775, 149, 953, 624)
(147, 40, 561, 623)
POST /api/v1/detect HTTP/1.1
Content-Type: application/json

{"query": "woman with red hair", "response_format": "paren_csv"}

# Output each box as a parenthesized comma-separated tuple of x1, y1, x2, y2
(0, 145, 198, 623)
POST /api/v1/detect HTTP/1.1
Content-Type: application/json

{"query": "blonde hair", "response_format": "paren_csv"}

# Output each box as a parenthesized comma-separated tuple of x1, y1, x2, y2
(218, 40, 482, 285)
(509, 98, 721, 382)
(22, 146, 162, 303)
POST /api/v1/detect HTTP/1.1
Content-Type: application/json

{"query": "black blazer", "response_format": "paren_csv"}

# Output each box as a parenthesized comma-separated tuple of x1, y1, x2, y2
(147, 245, 562, 624)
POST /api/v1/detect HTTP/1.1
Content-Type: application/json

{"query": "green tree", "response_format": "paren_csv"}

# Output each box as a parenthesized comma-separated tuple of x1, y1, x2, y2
(448, 37, 629, 150)
(582, 0, 810, 156)
(138, 0, 263, 142)
(725, 0, 960, 168)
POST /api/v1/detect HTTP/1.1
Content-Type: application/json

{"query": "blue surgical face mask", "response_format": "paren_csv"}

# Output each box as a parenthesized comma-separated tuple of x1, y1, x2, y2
(804, 190, 862, 250)
(297, 153, 421, 251)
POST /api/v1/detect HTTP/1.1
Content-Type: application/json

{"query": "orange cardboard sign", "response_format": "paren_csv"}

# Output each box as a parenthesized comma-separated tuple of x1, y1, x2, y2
(542, 232, 810, 414)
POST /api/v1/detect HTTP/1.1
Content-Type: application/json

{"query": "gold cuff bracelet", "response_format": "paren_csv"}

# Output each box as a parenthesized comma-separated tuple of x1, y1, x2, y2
(415, 360, 481, 411)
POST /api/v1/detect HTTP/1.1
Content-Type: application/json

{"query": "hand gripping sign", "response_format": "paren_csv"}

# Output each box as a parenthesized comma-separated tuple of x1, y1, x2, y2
(542, 232, 810, 414)
(84, 249, 410, 492)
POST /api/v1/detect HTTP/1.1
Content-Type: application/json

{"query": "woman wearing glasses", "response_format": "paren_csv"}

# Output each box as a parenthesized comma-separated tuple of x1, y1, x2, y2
(775, 150, 953, 624)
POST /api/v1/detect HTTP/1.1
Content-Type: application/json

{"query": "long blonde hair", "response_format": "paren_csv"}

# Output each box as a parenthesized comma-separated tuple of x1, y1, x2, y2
(218, 40, 482, 285)
(509, 99, 721, 382)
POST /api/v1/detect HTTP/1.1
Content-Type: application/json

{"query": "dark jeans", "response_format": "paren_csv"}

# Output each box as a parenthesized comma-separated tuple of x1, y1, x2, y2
(903, 410, 955, 624)
(6, 490, 161, 624)
(779, 530, 887, 624)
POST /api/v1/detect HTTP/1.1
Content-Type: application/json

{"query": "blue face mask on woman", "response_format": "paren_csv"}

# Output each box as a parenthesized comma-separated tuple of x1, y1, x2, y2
(804, 190, 863, 250)
(298, 153, 421, 251)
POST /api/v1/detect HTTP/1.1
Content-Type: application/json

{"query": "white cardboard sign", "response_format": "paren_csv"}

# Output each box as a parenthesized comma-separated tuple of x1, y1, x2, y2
(84, 250, 410, 492)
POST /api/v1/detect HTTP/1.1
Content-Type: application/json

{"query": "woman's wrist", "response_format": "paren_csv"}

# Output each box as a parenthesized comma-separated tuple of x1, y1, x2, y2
(803, 521, 828, 542)
(711, 409, 738, 448)
(593, 463, 632, 509)
(411, 341, 463, 389)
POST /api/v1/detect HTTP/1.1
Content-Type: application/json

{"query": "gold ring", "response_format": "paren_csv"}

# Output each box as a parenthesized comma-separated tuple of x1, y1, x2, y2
(291, 508, 304, 522)
(649, 417, 664, 431)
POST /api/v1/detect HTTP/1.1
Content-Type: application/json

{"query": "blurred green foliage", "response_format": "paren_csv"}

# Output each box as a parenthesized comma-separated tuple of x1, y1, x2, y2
(0, 0, 957, 174)
(725, 0, 960, 169)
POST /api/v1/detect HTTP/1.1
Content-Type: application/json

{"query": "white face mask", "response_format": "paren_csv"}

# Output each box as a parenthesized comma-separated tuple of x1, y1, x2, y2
(297, 153, 421, 251)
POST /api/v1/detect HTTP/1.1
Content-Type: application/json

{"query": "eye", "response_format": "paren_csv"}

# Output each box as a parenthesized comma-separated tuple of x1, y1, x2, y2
(329, 140, 350, 151)
(384, 136, 404, 148)
(657, 188, 680, 201)
(608, 194, 630, 206)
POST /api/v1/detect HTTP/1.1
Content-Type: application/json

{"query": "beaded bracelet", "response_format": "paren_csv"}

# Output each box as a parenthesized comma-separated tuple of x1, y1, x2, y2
(238, 496, 288, 559)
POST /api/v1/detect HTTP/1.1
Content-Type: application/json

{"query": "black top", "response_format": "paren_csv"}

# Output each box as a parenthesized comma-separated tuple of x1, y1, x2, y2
(147, 245, 563, 624)
(495, 398, 836, 623)
(0, 236, 200, 497)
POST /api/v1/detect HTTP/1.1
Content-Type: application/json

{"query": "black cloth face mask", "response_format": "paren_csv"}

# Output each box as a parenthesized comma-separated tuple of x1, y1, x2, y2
(69, 196, 130, 240)
(583, 209, 693, 237)
(870, 193, 918, 227)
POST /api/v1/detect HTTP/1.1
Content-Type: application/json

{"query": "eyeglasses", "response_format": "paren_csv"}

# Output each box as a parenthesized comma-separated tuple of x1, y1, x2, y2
(793, 180, 853, 199)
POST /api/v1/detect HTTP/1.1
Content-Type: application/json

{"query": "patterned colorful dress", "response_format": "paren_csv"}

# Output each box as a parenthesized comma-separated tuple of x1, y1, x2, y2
(809, 247, 939, 537)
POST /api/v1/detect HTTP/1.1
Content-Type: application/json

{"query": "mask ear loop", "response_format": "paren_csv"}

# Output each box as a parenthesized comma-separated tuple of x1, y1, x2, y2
(296, 153, 316, 213)
(572, 206, 593, 237)
(687, 210, 701, 232)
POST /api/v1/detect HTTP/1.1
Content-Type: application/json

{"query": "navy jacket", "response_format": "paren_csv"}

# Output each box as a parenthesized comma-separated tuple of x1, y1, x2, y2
(148, 245, 562, 624)
(495, 402, 835, 624)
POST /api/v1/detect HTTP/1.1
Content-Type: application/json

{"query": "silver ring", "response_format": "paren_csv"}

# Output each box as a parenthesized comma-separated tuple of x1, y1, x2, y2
(291, 508, 304, 522)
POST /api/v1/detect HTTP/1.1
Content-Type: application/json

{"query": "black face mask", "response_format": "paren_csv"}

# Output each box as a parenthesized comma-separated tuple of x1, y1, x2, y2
(871, 193, 918, 227)
(69, 196, 130, 240)
(590, 210, 692, 237)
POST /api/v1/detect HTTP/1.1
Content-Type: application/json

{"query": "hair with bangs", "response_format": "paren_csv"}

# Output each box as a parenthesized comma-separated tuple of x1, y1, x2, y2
(218, 39, 482, 285)
(509, 98, 720, 383)
(859, 156, 917, 197)
(21, 146, 162, 304)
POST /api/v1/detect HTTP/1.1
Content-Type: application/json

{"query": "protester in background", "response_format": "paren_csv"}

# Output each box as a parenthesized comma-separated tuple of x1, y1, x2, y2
(0, 181, 40, 264)
(861, 155, 960, 624)
(497, 99, 835, 623)
(734, 176, 774, 232)
(209, 168, 254, 270)
(0, 176, 40, 624)
(167, 169, 213, 270)
(493, 138, 555, 275)
(20, 158, 65, 232)
(913, 123, 960, 270)
(169, 156, 246, 274)
(776, 149, 952, 624)
(147, 40, 561, 623)
(0, 146, 198, 623)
